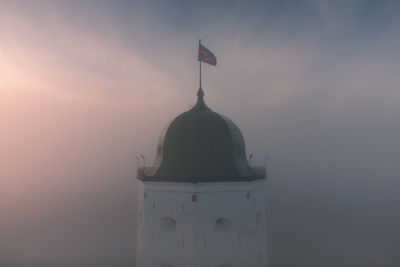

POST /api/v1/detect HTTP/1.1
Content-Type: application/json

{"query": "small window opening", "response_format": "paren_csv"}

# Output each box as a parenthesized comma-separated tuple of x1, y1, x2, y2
(246, 192, 250, 199)
(160, 217, 176, 232)
(215, 218, 231, 232)
(192, 194, 197, 202)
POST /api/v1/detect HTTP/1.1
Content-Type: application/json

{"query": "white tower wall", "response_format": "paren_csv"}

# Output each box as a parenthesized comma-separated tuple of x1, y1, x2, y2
(136, 179, 268, 267)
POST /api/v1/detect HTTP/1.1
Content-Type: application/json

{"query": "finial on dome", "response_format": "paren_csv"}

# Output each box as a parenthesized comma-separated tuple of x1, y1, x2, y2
(197, 87, 204, 97)
(192, 87, 209, 111)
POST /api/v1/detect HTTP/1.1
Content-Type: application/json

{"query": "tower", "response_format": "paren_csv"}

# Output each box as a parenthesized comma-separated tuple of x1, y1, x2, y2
(136, 87, 268, 267)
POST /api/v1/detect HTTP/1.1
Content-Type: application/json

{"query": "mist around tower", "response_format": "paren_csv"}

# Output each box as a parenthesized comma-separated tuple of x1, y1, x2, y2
(2, 2, 400, 267)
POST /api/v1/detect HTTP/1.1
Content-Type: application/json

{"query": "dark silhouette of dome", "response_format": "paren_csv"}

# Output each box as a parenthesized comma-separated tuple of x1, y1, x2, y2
(140, 88, 263, 182)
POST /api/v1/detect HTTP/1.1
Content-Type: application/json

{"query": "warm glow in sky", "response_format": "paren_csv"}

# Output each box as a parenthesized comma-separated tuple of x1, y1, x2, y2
(1, 1, 400, 266)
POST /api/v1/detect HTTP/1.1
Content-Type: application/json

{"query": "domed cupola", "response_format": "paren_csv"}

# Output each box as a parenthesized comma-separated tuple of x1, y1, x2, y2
(139, 88, 263, 182)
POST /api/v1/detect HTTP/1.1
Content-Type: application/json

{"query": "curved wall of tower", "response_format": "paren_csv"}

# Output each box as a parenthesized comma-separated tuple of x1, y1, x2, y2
(136, 179, 268, 267)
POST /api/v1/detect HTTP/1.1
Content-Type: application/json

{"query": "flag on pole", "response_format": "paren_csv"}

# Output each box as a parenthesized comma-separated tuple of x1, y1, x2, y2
(198, 43, 217, 66)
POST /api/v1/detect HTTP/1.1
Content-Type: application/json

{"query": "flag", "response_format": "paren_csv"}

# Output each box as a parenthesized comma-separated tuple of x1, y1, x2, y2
(198, 43, 217, 66)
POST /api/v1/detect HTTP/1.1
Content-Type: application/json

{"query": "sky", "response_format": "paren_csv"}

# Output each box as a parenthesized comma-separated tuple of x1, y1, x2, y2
(1, 1, 400, 266)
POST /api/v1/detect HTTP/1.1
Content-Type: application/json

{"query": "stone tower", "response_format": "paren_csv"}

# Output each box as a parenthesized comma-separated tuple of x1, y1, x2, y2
(136, 87, 268, 267)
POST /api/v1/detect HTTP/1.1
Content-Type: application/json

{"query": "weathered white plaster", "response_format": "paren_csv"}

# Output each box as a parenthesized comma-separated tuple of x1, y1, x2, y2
(136, 179, 268, 267)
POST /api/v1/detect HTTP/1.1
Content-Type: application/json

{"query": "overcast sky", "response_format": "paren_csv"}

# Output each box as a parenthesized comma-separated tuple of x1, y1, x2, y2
(1, 1, 400, 266)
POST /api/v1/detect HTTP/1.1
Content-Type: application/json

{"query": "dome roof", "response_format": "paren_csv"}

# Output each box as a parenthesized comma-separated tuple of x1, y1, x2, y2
(141, 88, 263, 182)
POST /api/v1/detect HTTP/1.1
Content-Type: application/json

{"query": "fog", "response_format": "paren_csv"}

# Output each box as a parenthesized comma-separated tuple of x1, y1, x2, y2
(1, 1, 399, 266)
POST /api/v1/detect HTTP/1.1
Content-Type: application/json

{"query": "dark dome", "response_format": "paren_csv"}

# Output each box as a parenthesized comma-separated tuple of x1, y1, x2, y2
(141, 88, 262, 182)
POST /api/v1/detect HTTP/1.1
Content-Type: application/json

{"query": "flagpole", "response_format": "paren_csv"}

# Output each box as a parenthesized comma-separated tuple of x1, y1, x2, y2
(199, 39, 202, 89)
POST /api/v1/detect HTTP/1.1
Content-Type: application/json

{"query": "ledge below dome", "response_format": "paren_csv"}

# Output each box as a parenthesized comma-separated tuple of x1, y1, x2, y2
(137, 166, 266, 182)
